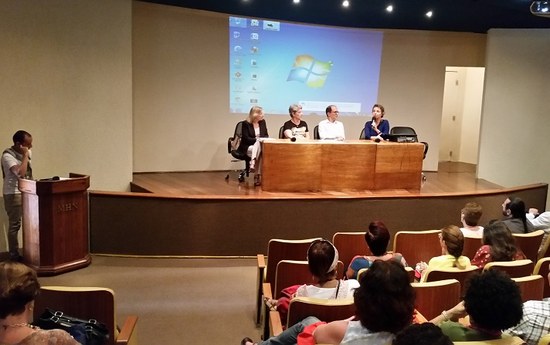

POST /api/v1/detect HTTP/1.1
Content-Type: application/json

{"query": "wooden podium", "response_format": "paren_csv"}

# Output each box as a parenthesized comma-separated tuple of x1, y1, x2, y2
(18, 173, 91, 276)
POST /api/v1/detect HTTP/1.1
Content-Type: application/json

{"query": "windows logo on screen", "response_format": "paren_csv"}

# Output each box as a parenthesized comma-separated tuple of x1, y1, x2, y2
(287, 55, 333, 88)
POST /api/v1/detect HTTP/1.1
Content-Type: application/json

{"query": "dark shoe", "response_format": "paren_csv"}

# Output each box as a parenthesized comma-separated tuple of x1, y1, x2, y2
(241, 337, 256, 345)
(254, 174, 261, 186)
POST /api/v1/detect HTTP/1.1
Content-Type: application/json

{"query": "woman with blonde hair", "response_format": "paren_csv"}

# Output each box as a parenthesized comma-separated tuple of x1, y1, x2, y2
(0, 261, 79, 345)
(237, 105, 269, 185)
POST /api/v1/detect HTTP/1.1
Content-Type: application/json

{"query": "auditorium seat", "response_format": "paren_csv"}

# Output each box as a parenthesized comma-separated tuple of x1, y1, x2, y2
(533, 257, 550, 298)
(453, 335, 526, 345)
(331, 231, 371, 272)
(463, 236, 483, 260)
(512, 275, 544, 302)
(483, 259, 534, 278)
(421, 266, 480, 297)
(34, 286, 138, 345)
(512, 230, 545, 263)
(411, 279, 461, 321)
(393, 230, 441, 268)
(255, 238, 321, 325)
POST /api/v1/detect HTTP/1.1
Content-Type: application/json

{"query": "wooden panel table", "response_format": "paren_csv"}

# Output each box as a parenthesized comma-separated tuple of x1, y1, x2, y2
(261, 139, 423, 192)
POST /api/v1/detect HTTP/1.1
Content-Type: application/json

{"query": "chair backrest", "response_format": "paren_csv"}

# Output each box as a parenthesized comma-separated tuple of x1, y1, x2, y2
(390, 126, 417, 136)
(332, 232, 372, 272)
(273, 260, 344, 299)
(286, 296, 355, 328)
(463, 236, 483, 260)
(278, 125, 285, 139)
(411, 279, 461, 321)
(359, 127, 366, 139)
(421, 266, 481, 297)
(34, 286, 117, 345)
(265, 238, 321, 291)
(393, 230, 441, 267)
(540, 233, 550, 259)
(453, 335, 526, 345)
(512, 275, 544, 302)
(533, 257, 550, 298)
(357, 266, 415, 283)
(313, 125, 320, 139)
(539, 333, 550, 345)
(483, 259, 534, 278)
(513, 230, 545, 263)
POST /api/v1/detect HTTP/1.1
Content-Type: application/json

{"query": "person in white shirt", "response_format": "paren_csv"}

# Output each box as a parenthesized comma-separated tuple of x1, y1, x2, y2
(526, 208, 550, 231)
(318, 105, 345, 140)
(459, 202, 484, 238)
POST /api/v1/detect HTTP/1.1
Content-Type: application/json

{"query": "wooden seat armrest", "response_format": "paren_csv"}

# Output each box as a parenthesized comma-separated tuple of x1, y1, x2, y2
(116, 316, 138, 345)
(263, 282, 273, 300)
(270, 310, 283, 337)
(257, 254, 266, 269)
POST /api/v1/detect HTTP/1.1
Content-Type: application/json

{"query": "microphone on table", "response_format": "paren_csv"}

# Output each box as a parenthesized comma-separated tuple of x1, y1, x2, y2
(290, 136, 297, 142)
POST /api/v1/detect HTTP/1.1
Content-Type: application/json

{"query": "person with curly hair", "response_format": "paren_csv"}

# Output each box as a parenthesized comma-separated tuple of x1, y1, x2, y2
(0, 261, 79, 345)
(241, 260, 416, 345)
(393, 323, 452, 345)
(430, 269, 523, 341)
(471, 221, 526, 269)
(346, 220, 408, 279)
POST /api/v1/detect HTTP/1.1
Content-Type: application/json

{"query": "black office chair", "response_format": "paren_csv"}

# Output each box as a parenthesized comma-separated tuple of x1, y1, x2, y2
(359, 128, 366, 139)
(390, 126, 429, 159)
(313, 125, 320, 140)
(225, 121, 250, 183)
(278, 125, 285, 139)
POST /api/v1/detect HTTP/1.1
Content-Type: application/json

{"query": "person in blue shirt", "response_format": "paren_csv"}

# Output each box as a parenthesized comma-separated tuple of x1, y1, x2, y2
(364, 104, 390, 140)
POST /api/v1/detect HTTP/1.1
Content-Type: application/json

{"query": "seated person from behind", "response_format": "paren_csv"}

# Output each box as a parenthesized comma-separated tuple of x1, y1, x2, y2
(265, 239, 359, 323)
(526, 207, 550, 231)
(318, 105, 345, 140)
(416, 225, 471, 278)
(346, 220, 408, 279)
(364, 103, 389, 141)
(242, 260, 416, 345)
(0, 261, 80, 345)
(283, 104, 309, 140)
(430, 269, 523, 341)
(393, 323, 452, 345)
(460, 202, 484, 238)
(471, 221, 526, 269)
(237, 105, 268, 174)
(502, 196, 535, 234)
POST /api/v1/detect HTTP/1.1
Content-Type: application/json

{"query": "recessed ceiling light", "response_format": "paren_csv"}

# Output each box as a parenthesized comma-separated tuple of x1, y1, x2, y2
(293, 0, 300, 3)
(386, 5, 393, 12)
(426, 10, 433, 18)
(342, 0, 350, 8)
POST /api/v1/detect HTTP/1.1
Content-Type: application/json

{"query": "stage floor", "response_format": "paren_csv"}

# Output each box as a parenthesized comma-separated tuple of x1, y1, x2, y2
(131, 162, 503, 198)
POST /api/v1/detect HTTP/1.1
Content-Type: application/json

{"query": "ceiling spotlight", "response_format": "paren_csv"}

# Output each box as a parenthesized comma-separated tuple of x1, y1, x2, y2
(293, 0, 300, 3)
(531, 1, 550, 16)
(425, 10, 433, 18)
(386, 5, 393, 12)
(342, 0, 350, 8)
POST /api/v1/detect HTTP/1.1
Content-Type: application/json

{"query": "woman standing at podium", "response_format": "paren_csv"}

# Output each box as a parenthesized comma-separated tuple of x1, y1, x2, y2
(238, 106, 269, 186)
(364, 104, 390, 141)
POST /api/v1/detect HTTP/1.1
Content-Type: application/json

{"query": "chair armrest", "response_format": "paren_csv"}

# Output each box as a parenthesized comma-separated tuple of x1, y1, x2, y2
(257, 254, 266, 269)
(270, 309, 283, 337)
(256, 254, 267, 325)
(263, 282, 273, 300)
(116, 316, 138, 345)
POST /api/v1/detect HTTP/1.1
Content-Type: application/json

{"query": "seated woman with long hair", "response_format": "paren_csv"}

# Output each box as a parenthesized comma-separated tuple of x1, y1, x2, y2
(242, 260, 416, 345)
(265, 239, 359, 324)
(346, 220, 408, 279)
(471, 221, 526, 269)
(0, 261, 79, 345)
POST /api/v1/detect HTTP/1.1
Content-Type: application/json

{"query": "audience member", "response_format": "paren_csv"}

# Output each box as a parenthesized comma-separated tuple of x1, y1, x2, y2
(502, 197, 535, 233)
(364, 104, 389, 141)
(346, 220, 408, 279)
(431, 269, 523, 341)
(318, 105, 345, 140)
(526, 208, 550, 231)
(0, 261, 79, 345)
(1, 130, 33, 261)
(471, 221, 526, 269)
(393, 323, 452, 345)
(507, 269, 550, 345)
(264, 239, 359, 323)
(242, 260, 416, 345)
(237, 106, 269, 185)
(417, 225, 471, 278)
(283, 104, 309, 140)
(460, 202, 484, 238)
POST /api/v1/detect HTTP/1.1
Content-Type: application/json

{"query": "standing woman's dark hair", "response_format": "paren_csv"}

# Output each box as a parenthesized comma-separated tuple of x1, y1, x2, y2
(482, 221, 519, 261)
(365, 221, 390, 256)
(506, 197, 530, 233)
(355, 260, 415, 333)
(307, 239, 339, 284)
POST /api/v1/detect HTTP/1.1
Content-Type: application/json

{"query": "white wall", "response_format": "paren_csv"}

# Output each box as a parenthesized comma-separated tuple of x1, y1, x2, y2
(478, 29, 550, 199)
(132, 3, 487, 173)
(0, 0, 133, 251)
(459, 68, 485, 164)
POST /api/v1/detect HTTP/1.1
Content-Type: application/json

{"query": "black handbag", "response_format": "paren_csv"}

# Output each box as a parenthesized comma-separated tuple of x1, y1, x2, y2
(34, 308, 110, 345)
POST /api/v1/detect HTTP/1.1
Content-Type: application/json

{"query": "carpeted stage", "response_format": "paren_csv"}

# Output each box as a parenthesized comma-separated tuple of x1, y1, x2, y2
(88, 167, 548, 257)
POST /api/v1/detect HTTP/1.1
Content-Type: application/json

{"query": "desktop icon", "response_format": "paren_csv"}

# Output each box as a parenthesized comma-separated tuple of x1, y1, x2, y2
(233, 31, 240, 38)
(250, 46, 259, 54)
(251, 19, 260, 27)
(250, 33, 259, 40)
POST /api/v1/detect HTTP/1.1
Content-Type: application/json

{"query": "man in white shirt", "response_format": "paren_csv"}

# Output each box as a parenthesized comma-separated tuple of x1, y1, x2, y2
(459, 202, 484, 238)
(318, 105, 345, 140)
(527, 208, 550, 231)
